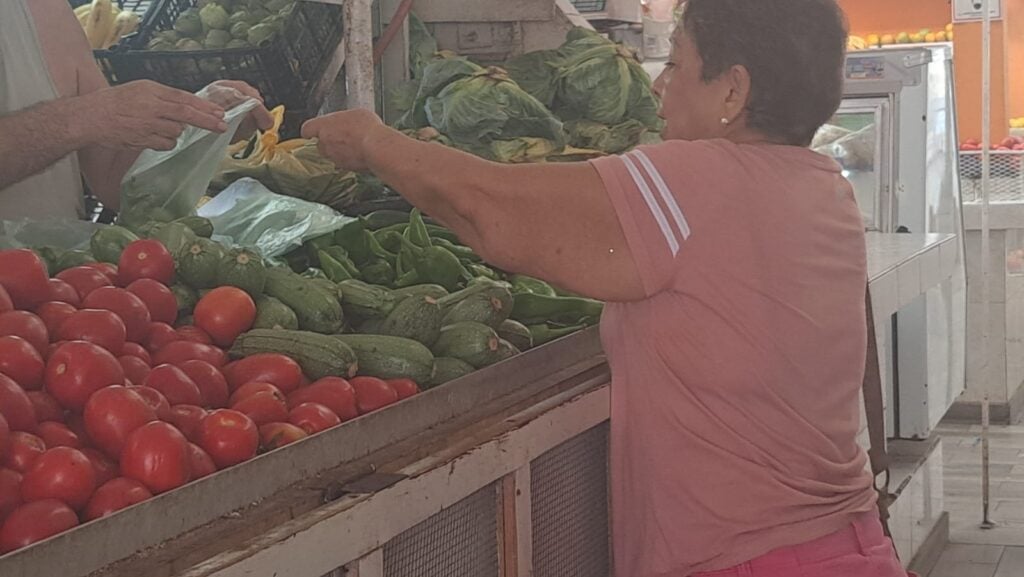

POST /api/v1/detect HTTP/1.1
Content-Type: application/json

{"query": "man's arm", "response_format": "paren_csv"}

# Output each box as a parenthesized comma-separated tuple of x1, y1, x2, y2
(0, 98, 92, 190)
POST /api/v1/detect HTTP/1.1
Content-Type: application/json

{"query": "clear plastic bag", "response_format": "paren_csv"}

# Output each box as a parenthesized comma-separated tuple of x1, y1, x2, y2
(0, 218, 101, 251)
(197, 178, 353, 258)
(117, 85, 260, 230)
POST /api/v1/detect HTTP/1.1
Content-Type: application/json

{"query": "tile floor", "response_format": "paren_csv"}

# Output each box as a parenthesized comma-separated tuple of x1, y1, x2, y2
(927, 421, 1024, 576)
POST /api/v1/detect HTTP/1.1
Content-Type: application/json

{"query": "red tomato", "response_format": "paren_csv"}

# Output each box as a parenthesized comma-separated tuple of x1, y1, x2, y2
(64, 415, 89, 444)
(153, 341, 227, 368)
(0, 311, 49, 355)
(143, 364, 202, 406)
(119, 240, 174, 286)
(350, 377, 398, 415)
(178, 360, 229, 409)
(193, 287, 255, 347)
(144, 322, 180, 352)
(231, 391, 288, 426)
(83, 477, 152, 521)
(45, 341, 124, 412)
(0, 499, 78, 553)
(0, 374, 36, 432)
(82, 287, 152, 344)
(34, 422, 81, 449)
(46, 279, 81, 307)
(258, 422, 307, 451)
(288, 403, 341, 435)
(176, 325, 213, 345)
(2, 432, 44, 473)
(0, 469, 21, 524)
(0, 250, 50, 310)
(126, 279, 177, 325)
(35, 302, 77, 338)
(287, 378, 358, 422)
(224, 353, 303, 394)
(83, 386, 157, 459)
(229, 382, 283, 406)
(81, 262, 119, 283)
(57, 309, 126, 355)
(297, 373, 311, 387)
(118, 355, 151, 386)
(165, 405, 207, 443)
(21, 447, 96, 510)
(187, 443, 217, 479)
(0, 336, 43, 391)
(127, 386, 173, 421)
(26, 392, 64, 424)
(0, 285, 13, 315)
(56, 266, 112, 300)
(196, 409, 258, 469)
(120, 342, 152, 366)
(0, 415, 7, 459)
(387, 379, 420, 400)
(79, 448, 117, 486)
(120, 422, 190, 494)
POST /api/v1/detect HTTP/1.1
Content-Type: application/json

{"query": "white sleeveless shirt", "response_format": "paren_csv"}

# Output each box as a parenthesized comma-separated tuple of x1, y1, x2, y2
(0, 0, 85, 219)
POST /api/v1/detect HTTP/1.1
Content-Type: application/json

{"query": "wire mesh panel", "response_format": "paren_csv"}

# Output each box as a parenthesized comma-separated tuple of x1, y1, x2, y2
(960, 151, 1024, 203)
(531, 423, 610, 577)
(570, 0, 608, 12)
(383, 484, 500, 577)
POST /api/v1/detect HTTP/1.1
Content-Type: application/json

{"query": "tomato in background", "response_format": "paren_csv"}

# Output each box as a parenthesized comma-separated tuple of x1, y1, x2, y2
(45, 341, 124, 413)
(288, 403, 341, 435)
(143, 365, 202, 407)
(144, 322, 179, 353)
(0, 415, 8, 460)
(83, 386, 157, 459)
(126, 279, 177, 325)
(0, 285, 13, 315)
(120, 422, 190, 494)
(0, 374, 37, 433)
(35, 302, 77, 338)
(224, 354, 302, 395)
(0, 311, 49, 356)
(165, 405, 207, 443)
(128, 386, 172, 421)
(26, 392, 64, 424)
(118, 355, 152, 386)
(119, 240, 174, 286)
(46, 279, 80, 307)
(0, 468, 21, 524)
(83, 477, 153, 522)
(193, 287, 255, 347)
(258, 422, 307, 451)
(79, 448, 117, 486)
(81, 262, 119, 284)
(0, 499, 79, 554)
(286, 378, 358, 422)
(153, 341, 227, 368)
(34, 422, 81, 449)
(231, 391, 288, 427)
(187, 443, 217, 479)
(175, 325, 213, 345)
(387, 379, 420, 401)
(20, 447, 96, 511)
(119, 342, 152, 365)
(197, 409, 258, 469)
(56, 266, 112, 300)
(0, 249, 50, 310)
(351, 377, 398, 415)
(229, 382, 283, 407)
(57, 309, 127, 355)
(178, 360, 229, 409)
(82, 287, 152, 343)
(0, 336, 44, 391)
(3, 433, 46, 474)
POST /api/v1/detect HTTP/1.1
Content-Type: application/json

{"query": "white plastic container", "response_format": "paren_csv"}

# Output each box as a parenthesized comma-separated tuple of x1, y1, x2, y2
(643, 16, 674, 59)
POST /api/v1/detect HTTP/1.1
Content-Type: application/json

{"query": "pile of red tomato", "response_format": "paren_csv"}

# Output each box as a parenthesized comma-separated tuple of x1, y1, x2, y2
(0, 241, 419, 556)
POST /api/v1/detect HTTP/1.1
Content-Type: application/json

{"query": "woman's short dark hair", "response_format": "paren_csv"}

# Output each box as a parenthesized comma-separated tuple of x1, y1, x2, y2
(681, 0, 848, 146)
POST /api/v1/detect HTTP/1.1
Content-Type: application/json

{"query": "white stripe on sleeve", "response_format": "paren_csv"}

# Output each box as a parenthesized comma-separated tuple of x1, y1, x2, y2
(620, 154, 680, 256)
(630, 150, 691, 241)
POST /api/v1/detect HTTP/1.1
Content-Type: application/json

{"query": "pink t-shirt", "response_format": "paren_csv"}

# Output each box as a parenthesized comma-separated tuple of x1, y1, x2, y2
(590, 139, 878, 577)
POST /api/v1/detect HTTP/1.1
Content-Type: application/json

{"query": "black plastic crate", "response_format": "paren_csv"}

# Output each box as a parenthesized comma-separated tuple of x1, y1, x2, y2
(570, 0, 607, 12)
(95, 0, 344, 134)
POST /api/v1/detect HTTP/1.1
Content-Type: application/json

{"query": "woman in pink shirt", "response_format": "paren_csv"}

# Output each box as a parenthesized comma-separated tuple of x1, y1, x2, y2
(304, 0, 907, 575)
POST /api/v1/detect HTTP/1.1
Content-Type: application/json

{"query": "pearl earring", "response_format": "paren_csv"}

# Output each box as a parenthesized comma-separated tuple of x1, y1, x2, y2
(720, 117, 730, 125)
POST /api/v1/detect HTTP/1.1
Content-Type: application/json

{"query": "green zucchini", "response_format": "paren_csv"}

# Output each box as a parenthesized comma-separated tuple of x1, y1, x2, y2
(338, 279, 397, 322)
(177, 238, 226, 289)
(333, 334, 434, 384)
(90, 225, 139, 264)
(494, 338, 521, 362)
(497, 319, 533, 351)
(173, 215, 214, 238)
(428, 357, 475, 388)
(391, 284, 449, 302)
(263, 268, 344, 334)
(253, 295, 300, 330)
(150, 222, 199, 261)
(431, 321, 502, 369)
(232, 329, 358, 380)
(54, 250, 96, 273)
(441, 286, 513, 329)
(511, 293, 604, 326)
(170, 283, 198, 319)
(375, 294, 443, 347)
(216, 247, 267, 297)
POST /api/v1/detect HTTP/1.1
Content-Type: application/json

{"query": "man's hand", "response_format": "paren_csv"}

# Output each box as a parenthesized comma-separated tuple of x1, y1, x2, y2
(74, 80, 228, 151)
(203, 80, 275, 141)
(301, 109, 387, 172)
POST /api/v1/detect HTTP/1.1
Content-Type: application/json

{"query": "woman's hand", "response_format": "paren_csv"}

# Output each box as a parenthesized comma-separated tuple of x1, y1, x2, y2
(301, 109, 387, 172)
(202, 80, 275, 141)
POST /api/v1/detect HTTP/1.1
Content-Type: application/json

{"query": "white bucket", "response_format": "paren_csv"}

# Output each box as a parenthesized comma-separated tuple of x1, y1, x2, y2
(643, 17, 674, 59)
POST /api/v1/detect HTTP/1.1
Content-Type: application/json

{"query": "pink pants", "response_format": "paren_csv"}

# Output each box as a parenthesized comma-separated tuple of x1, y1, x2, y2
(692, 512, 910, 577)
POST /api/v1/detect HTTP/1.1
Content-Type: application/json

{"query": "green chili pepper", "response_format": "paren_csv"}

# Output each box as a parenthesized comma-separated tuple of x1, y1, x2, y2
(424, 224, 462, 244)
(317, 250, 354, 282)
(334, 220, 373, 265)
(394, 269, 422, 287)
(406, 208, 432, 248)
(433, 238, 481, 263)
(468, 263, 498, 280)
(322, 246, 361, 279)
(398, 236, 469, 291)
(527, 323, 586, 346)
(509, 274, 557, 297)
(360, 258, 396, 287)
(511, 293, 604, 326)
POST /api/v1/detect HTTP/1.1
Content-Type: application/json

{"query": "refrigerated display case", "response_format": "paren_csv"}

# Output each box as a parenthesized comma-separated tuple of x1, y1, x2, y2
(814, 44, 967, 440)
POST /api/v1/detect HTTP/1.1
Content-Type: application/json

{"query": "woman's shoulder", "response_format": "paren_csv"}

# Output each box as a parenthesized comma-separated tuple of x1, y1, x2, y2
(636, 138, 840, 172)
